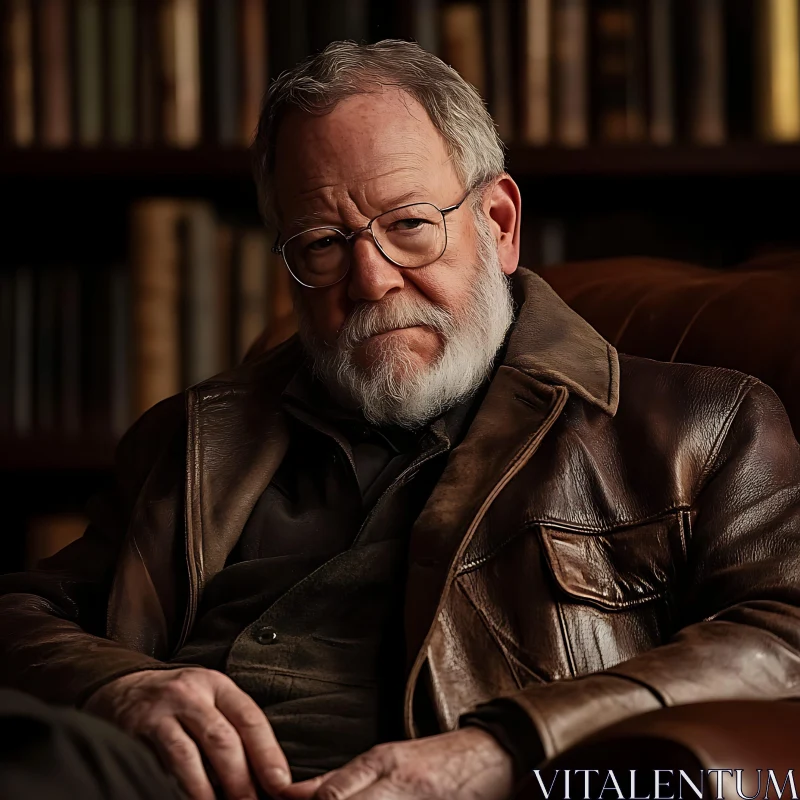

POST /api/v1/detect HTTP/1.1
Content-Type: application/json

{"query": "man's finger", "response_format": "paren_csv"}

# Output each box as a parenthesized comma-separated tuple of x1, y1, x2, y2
(179, 703, 258, 800)
(279, 771, 335, 799)
(145, 716, 216, 800)
(215, 681, 292, 794)
(297, 756, 383, 800)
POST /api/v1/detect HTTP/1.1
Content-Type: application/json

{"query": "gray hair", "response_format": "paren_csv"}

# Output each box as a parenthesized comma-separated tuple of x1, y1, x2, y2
(250, 39, 506, 227)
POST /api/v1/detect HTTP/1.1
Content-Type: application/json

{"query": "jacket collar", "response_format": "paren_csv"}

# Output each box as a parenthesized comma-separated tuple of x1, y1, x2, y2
(505, 268, 619, 416)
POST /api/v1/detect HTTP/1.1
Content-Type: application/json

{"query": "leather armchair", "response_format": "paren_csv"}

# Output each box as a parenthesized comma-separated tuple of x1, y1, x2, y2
(512, 700, 800, 799)
(540, 253, 800, 437)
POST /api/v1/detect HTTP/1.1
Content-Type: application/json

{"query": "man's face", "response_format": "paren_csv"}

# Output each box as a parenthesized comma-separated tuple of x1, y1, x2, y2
(273, 89, 519, 425)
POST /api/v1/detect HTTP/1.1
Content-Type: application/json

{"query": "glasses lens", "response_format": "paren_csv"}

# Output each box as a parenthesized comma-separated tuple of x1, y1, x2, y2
(373, 203, 446, 268)
(283, 228, 350, 287)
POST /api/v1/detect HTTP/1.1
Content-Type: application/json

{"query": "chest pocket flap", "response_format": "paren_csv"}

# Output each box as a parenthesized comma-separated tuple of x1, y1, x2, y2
(539, 515, 684, 610)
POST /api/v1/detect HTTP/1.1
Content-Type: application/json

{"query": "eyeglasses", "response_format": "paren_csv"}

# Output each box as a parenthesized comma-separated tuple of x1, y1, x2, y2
(271, 190, 472, 288)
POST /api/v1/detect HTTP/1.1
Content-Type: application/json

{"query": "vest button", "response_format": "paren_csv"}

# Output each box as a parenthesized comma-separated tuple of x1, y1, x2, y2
(254, 626, 277, 645)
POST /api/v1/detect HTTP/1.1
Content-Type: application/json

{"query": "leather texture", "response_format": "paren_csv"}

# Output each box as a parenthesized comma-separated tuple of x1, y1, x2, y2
(1, 268, 800, 765)
(541, 253, 800, 437)
(513, 700, 800, 799)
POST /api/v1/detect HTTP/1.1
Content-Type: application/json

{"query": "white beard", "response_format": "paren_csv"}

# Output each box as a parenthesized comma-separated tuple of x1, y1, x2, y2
(297, 212, 515, 429)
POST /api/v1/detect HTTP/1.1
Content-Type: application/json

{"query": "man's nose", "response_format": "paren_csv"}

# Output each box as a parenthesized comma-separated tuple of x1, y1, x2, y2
(347, 234, 405, 302)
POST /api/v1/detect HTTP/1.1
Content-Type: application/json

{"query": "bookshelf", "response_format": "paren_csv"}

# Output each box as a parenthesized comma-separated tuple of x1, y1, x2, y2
(6, 142, 800, 179)
(3, 0, 800, 574)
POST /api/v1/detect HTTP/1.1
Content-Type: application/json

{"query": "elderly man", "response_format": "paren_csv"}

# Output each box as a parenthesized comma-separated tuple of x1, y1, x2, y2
(2, 39, 800, 800)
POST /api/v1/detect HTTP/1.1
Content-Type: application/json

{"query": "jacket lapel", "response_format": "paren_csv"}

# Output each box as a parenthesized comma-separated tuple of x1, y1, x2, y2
(182, 339, 299, 642)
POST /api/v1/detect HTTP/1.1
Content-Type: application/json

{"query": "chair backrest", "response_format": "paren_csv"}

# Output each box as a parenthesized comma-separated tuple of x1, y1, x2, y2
(541, 254, 800, 438)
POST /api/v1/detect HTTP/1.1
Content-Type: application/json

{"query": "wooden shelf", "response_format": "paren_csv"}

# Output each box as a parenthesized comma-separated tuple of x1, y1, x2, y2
(3, 143, 800, 179)
(0, 436, 117, 471)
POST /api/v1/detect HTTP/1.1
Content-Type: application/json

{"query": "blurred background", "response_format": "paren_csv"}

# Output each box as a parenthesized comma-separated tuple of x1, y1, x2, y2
(1, 0, 800, 573)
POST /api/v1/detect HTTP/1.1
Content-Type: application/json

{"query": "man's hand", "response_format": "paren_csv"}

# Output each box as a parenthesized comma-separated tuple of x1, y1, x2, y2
(280, 727, 515, 800)
(83, 667, 292, 800)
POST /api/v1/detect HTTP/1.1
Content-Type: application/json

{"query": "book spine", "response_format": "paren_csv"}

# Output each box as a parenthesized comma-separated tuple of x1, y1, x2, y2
(35, 269, 58, 433)
(12, 267, 34, 435)
(130, 200, 183, 417)
(440, 2, 488, 98)
(553, 0, 588, 147)
(0, 272, 14, 431)
(59, 267, 82, 435)
(108, 264, 131, 437)
(239, 0, 268, 145)
(689, 0, 726, 144)
(413, 0, 440, 54)
(136, 0, 160, 144)
(756, 0, 800, 142)
(591, 0, 646, 143)
(182, 202, 222, 385)
(216, 223, 235, 369)
(235, 228, 271, 363)
(108, 0, 136, 146)
(489, 0, 514, 141)
(215, 0, 238, 145)
(521, 0, 551, 145)
(648, 0, 674, 144)
(38, 0, 72, 147)
(75, 0, 104, 146)
(6, 0, 35, 146)
(161, 0, 201, 147)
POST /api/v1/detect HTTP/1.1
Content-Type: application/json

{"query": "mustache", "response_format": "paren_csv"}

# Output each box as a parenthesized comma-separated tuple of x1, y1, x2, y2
(337, 297, 455, 349)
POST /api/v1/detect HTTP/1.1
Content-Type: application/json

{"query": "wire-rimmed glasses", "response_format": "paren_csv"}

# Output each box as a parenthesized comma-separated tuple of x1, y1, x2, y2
(271, 190, 472, 288)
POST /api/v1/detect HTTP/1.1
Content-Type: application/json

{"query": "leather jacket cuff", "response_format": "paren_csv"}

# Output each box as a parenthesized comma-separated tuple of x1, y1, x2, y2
(459, 698, 546, 781)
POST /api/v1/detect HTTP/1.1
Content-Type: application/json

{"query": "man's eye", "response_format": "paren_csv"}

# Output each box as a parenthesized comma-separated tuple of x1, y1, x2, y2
(306, 236, 337, 252)
(391, 218, 428, 231)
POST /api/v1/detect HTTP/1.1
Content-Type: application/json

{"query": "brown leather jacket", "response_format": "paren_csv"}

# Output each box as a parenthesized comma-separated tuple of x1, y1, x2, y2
(2, 268, 800, 761)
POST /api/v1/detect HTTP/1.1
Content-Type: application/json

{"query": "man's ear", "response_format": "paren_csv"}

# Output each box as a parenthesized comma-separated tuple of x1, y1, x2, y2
(482, 174, 522, 275)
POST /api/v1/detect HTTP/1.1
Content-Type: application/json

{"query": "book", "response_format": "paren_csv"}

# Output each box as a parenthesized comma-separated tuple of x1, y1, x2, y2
(488, 0, 514, 141)
(648, 0, 675, 144)
(215, 0, 239, 145)
(130, 199, 184, 417)
(520, 0, 551, 145)
(12, 267, 34, 435)
(688, 0, 726, 144)
(0, 272, 14, 431)
(553, 0, 588, 147)
(26, 513, 88, 568)
(136, 0, 160, 144)
(240, 0, 268, 145)
(75, 0, 104, 146)
(181, 201, 222, 386)
(160, 0, 201, 147)
(108, 264, 131, 437)
(412, 0, 440, 54)
(756, 0, 800, 142)
(37, 0, 72, 147)
(591, 0, 646, 143)
(440, 2, 487, 98)
(35, 268, 59, 432)
(108, 0, 136, 146)
(269, 0, 309, 79)
(235, 228, 272, 363)
(216, 223, 235, 368)
(5, 0, 35, 147)
(59, 267, 81, 435)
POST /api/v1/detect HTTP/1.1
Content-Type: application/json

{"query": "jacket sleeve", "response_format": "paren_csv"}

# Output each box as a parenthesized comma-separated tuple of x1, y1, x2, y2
(0, 395, 188, 707)
(472, 378, 800, 761)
